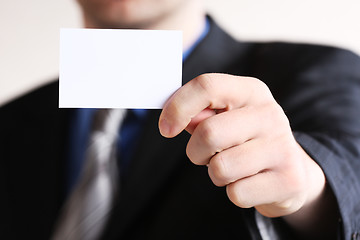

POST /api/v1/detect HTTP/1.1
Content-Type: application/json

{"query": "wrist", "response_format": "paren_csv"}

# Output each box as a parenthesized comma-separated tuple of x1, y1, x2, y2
(283, 146, 339, 239)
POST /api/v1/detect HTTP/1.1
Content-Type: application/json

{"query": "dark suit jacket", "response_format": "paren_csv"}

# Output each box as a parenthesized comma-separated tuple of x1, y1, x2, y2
(1, 18, 360, 240)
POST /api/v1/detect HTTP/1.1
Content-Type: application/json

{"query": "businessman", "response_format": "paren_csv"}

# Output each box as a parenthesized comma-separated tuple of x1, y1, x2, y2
(1, 0, 360, 239)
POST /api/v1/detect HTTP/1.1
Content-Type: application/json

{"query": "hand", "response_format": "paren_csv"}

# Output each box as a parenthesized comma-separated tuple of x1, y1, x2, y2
(159, 73, 326, 219)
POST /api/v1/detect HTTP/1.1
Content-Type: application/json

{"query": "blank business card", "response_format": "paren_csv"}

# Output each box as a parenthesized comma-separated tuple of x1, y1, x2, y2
(59, 28, 182, 109)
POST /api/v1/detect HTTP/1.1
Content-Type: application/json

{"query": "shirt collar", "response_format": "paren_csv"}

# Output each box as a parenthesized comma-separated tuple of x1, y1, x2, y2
(182, 17, 210, 62)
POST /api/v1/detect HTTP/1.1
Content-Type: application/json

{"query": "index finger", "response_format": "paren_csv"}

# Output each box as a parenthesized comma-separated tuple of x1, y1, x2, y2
(158, 73, 272, 138)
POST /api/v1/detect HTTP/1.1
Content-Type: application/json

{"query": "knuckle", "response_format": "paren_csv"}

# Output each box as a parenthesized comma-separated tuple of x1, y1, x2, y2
(185, 139, 206, 166)
(273, 103, 290, 127)
(247, 77, 272, 98)
(209, 153, 230, 185)
(262, 102, 290, 133)
(208, 167, 224, 187)
(185, 142, 196, 164)
(255, 79, 272, 98)
(195, 74, 216, 96)
(197, 119, 219, 149)
(226, 183, 253, 208)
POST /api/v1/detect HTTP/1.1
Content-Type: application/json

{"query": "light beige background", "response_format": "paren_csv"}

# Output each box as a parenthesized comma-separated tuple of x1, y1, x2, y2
(1, 0, 360, 106)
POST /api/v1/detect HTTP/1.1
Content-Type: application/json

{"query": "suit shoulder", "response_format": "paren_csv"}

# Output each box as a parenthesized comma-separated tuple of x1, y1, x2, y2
(243, 41, 360, 78)
(0, 80, 60, 131)
(251, 41, 360, 67)
(1, 80, 59, 112)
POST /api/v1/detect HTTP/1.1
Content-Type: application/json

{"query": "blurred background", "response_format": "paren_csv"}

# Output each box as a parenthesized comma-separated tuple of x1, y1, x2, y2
(1, 0, 360, 106)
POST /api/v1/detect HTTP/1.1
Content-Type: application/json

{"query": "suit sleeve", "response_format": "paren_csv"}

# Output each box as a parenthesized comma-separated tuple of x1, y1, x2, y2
(286, 46, 360, 239)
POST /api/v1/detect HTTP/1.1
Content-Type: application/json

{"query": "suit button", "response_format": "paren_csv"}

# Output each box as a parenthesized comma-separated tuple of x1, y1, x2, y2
(352, 232, 360, 240)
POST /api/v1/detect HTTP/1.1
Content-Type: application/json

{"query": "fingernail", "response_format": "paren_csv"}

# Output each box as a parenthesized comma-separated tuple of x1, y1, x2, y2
(159, 118, 171, 137)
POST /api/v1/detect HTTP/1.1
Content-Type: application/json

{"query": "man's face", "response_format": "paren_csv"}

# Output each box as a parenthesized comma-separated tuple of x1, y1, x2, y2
(77, 0, 190, 29)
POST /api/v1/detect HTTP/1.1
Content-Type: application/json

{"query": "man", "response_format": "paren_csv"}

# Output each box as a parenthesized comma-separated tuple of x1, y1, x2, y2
(1, 0, 360, 239)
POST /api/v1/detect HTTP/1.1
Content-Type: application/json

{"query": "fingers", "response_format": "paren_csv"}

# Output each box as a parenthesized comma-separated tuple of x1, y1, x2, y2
(186, 103, 288, 166)
(207, 138, 277, 187)
(186, 107, 259, 165)
(226, 171, 305, 217)
(159, 73, 272, 138)
(157, 73, 316, 217)
(227, 171, 282, 209)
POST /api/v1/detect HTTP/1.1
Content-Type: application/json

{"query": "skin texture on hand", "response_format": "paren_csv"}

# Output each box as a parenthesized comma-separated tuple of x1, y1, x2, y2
(159, 73, 337, 239)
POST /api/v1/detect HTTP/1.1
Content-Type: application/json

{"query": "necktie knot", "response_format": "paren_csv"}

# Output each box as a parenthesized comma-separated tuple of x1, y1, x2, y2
(92, 109, 125, 134)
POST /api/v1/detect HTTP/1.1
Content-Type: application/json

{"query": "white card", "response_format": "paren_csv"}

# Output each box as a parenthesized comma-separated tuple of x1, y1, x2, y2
(59, 28, 182, 109)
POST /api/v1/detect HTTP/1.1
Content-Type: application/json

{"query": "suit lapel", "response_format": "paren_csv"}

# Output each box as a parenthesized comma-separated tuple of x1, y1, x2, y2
(1, 81, 73, 238)
(182, 16, 252, 84)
